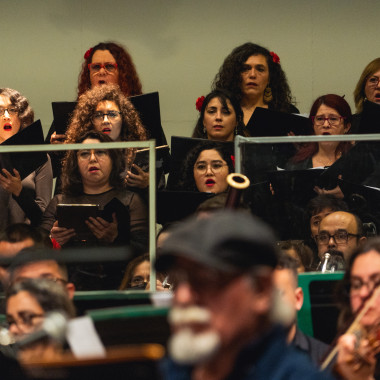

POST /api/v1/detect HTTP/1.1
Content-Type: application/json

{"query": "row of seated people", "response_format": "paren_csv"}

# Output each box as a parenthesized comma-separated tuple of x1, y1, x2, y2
(0, 212, 378, 379)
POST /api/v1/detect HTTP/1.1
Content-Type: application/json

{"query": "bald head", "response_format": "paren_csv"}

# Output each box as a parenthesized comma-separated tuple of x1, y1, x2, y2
(317, 211, 365, 262)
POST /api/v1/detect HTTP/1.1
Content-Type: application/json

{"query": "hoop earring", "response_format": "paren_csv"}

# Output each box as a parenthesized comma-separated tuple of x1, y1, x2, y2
(263, 86, 273, 103)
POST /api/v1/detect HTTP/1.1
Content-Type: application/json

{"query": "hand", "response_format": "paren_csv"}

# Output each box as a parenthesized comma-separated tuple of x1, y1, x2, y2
(125, 164, 149, 189)
(313, 185, 344, 199)
(50, 131, 66, 144)
(146, 279, 169, 292)
(335, 333, 379, 380)
(86, 213, 118, 243)
(51, 221, 76, 246)
(0, 169, 22, 196)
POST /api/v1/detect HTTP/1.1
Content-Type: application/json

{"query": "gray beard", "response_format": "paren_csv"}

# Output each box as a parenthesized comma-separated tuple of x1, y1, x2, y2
(168, 327, 221, 365)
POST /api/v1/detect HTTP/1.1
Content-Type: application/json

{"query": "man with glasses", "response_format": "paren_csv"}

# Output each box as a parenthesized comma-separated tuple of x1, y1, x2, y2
(316, 211, 366, 266)
(156, 210, 332, 380)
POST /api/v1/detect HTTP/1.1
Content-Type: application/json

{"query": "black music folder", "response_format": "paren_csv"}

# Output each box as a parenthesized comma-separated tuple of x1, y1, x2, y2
(0, 119, 48, 179)
(246, 107, 312, 137)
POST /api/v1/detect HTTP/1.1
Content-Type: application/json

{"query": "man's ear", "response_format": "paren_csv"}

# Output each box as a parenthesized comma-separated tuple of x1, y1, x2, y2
(66, 283, 76, 300)
(295, 287, 304, 311)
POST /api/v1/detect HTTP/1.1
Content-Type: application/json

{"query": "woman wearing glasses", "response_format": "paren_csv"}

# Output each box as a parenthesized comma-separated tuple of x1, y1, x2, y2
(41, 130, 148, 252)
(351, 57, 380, 133)
(6, 278, 75, 362)
(287, 94, 352, 170)
(0, 88, 52, 229)
(178, 141, 234, 193)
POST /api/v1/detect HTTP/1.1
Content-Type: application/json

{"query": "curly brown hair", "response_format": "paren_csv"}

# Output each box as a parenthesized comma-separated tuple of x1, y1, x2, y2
(77, 41, 143, 98)
(61, 130, 126, 196)
(66, 84, 147, 145)
(212, 43, 296, 113)
(0, 88, 34, 129)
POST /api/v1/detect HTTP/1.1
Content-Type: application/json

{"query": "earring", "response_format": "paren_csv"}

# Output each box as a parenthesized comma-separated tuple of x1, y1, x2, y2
(263, 86, 273, 103)
(203, 126, 206, 135)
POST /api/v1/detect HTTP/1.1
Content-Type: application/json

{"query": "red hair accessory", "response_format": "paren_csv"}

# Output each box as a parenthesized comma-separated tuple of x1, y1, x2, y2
(84, 47, 93, 60)
(230, 155, 235, 168)
(270, 52, 280, 64)
(51, 238, 61, 250)
(195, 96, 205, 112)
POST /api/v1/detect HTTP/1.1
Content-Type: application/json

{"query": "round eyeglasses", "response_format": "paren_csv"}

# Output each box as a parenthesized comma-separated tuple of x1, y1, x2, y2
(367, 76, 379, 88)
(194, 160, 228, 175)
(0, 107, 18, 117)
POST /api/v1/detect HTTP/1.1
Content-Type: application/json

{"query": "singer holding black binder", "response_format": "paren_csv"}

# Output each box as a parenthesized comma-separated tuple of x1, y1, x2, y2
(0, 88, 52, 230)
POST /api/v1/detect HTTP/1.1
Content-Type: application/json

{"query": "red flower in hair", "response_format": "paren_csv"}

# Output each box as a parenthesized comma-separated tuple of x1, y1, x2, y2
(195, 96, 205, 112)
(84, 47, 93, 60)
(230, 155, 235, 168)
(270, 52, 280, 64)
(51, 238, 61, 250)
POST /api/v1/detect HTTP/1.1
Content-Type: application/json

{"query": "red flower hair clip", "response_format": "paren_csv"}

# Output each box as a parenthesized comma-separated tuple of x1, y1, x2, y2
(84, 47, 93, 60)
(195, 96, 205, 112)
(270, 52, 280, 64)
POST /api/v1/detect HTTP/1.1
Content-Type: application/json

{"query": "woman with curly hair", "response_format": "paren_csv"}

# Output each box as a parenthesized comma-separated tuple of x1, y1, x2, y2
(191, 89, 247, 141)
(178, 141, 234, 193)
(213, 42, 298, 126)
(0, 88, 52, 229)
(41, 130, 148, 250)
(77, 41, 142, 99)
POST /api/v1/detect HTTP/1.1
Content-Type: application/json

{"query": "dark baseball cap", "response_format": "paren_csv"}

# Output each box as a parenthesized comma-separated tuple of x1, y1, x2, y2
(155, 210, 278, 273)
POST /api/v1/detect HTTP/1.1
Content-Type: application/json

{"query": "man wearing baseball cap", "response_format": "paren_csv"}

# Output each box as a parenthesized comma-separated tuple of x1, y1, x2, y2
(156, 210, 333, 380)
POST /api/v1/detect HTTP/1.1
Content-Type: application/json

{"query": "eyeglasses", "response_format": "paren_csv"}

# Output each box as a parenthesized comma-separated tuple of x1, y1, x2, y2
(88, 62, 118, 73)
(130, 275, 148, 288)
(367, 76, 379, 88)
(350, 274, 380, 294)
(91, 111, 121, 123)
(77, 149, 109, 160)
(6, 311, 44, 331)
(194, 160, 228, 175)
(316, 230, 360, 245)
(0, 107, 18, 117)
(312, 115, 346, 126)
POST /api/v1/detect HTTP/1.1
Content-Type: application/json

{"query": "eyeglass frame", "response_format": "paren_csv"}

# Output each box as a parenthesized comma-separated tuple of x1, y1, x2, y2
(367, 76, 379, 88)
(349, 274, 380, 295)
(6, 311, 44, 331)
(193, 160, 229, 175)
(88, 62, 118, 73)
(0, 107, 18, 117)
(311, 115, 346, 126)
(91, 111, 121, 123)
(76, 149, 110, 161)
(316, 230, 360, 245)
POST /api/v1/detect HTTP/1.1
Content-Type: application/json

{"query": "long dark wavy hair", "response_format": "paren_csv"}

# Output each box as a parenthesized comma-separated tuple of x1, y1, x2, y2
(0, 88, 34, 129)
(178, 141, 234, 192)
(77, 41, 143, 98)
(336, 238, 380, 330)
(212, 43, 296, 112)
(192, 89, 247, 139)
(291, 94, 352, 164)
(61, 130, 125, 196)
